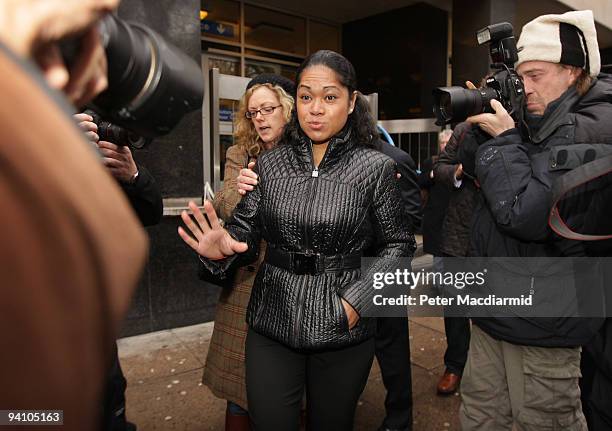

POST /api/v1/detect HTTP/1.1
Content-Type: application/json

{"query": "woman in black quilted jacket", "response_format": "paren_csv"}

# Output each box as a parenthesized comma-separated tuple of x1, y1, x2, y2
(179, 50, 415, 431)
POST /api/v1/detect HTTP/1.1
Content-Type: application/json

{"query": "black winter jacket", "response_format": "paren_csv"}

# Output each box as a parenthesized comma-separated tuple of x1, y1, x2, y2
(434, 122, 479, 257)
(418, 156, 451, 256)
(469, 75, 612, 347)
(376, 140, 421, 233)
(121, 165, 163, 227)
(203, 128, 415, 350)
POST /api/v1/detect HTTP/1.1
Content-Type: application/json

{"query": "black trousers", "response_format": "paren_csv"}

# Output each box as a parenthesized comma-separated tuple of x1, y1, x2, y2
(246, 328, 374, 431)
(439, 254, 471, 376)
(375, 317, 413, 430)
(101, 343, 134, 431)
(443, 316, 470, 375)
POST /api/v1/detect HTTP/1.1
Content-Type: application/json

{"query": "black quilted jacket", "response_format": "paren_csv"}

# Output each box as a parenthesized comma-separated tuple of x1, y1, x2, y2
(202, 127, 416, 350)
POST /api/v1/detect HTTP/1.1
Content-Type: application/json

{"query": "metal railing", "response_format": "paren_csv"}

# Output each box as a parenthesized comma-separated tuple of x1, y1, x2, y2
(378, 118, 441, 170)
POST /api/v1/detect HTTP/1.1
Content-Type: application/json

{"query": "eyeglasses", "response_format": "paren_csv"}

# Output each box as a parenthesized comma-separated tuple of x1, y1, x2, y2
(245, 105, 282, 119)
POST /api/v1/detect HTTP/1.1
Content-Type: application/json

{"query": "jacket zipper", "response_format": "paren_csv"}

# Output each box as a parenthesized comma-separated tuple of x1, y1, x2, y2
(303, 138, 331, 247)
(293, 138, 333, 340)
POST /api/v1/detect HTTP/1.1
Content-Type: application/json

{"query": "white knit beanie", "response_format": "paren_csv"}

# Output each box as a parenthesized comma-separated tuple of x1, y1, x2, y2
(516, 10, 600, 77)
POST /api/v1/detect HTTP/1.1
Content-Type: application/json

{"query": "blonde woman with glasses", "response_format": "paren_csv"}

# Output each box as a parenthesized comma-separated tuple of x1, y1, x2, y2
(202, 74, 294, 431)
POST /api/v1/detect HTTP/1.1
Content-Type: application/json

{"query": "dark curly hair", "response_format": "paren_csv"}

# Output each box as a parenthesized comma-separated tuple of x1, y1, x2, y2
(282, 50, 377, 148)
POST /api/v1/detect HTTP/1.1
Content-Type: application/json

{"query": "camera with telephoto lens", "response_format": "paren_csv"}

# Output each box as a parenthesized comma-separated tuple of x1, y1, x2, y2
(62, 14, 204, 138)
(84, 110, 151, 149)
(432, 22, 525, 126)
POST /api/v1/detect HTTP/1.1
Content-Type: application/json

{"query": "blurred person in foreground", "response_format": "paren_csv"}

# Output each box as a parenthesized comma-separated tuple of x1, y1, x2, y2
(0, 1, 148, 430)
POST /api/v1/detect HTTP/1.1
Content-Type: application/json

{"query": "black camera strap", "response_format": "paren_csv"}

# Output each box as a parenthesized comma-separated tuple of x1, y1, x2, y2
(549, 154, 612, 241)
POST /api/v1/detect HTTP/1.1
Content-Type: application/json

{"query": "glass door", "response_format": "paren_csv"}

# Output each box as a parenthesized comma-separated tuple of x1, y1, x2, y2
(203, 65, 251, 194)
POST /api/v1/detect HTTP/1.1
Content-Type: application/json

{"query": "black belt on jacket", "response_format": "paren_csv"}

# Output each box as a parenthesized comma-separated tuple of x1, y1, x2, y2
(265, 247, 362, 275)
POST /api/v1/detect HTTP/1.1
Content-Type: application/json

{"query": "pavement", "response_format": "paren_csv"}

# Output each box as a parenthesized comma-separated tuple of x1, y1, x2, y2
(118, 241, 463, 430)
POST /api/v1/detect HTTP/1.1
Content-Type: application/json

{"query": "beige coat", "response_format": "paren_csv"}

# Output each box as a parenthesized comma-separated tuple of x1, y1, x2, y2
(202, 144, 266, 410)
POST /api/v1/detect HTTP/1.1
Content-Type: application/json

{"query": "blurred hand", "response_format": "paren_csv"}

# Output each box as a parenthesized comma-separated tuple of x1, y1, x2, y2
(73, 113, 99, 145)
(0, 0, 119, 105)
(178, 201, 249, 260)
(341, 299, 359, 329)
(237, 161, 258, 195)
(62, 26, 109, 107)
(96, 141, 138, 183)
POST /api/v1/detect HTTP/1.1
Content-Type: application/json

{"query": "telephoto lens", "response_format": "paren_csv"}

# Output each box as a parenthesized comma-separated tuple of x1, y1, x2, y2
(432, 21, 523, 126)
(89, 14, 204, 138)
(432, 86, 499, 125)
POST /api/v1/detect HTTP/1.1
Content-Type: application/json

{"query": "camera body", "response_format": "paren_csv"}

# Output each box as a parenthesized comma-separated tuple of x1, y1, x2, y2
(85, 110, 151, 149)
(433, 22, 525, 125)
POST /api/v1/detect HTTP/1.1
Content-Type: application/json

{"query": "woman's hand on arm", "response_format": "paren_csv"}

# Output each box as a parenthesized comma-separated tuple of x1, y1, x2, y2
(237, 161, 258, 195)
(178, 200, 248, 259)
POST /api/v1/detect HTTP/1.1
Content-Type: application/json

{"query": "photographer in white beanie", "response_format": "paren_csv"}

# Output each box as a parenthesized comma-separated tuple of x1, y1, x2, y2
(460, 9, 612, 431)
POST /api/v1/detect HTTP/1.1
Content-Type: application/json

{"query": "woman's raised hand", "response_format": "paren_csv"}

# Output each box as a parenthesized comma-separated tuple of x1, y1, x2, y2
(178, 200, 248, 259)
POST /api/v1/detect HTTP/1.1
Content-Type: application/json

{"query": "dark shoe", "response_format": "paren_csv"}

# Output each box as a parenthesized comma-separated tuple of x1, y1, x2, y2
(377, 426, 411, 431)
(225, 410, 251, 431)
(437, 370, 461, 394)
